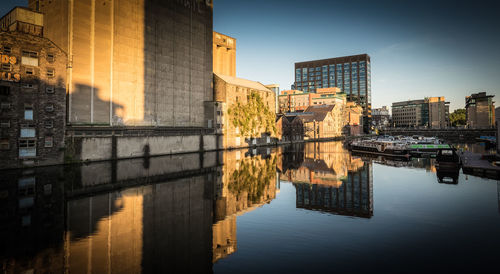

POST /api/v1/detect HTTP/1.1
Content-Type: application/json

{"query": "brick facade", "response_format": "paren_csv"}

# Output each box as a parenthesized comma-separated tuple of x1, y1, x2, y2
(214, 73, 276, 148)
(0, 31, 66, 169)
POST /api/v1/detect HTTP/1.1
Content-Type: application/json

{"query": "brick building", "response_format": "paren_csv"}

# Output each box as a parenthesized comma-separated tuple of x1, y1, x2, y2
(277, 114, 304, 142)
(214, 73, 276, 148)
(278, 87, 345, 113)
(0, 7, 67, 169)
(301, 104, 345, 139)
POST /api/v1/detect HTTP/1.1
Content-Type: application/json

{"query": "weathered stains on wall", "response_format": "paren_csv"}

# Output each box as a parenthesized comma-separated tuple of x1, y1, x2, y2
(35, 0, 213, 127)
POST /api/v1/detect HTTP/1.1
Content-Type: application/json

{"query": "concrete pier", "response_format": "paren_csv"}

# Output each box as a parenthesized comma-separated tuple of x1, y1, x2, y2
(460, 151, 500, 179)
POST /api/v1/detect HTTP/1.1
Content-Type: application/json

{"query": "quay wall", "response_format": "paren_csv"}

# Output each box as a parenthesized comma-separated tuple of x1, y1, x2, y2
(66, 134, 221, 163)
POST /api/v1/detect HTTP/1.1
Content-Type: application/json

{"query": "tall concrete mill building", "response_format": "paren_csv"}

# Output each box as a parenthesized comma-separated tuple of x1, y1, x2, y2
(29, 0, 214, 127)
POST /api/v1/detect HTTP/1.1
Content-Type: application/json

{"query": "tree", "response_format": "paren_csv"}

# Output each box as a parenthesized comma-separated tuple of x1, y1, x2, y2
(449, 108, 466, 127)
(227, 91, 277, 138)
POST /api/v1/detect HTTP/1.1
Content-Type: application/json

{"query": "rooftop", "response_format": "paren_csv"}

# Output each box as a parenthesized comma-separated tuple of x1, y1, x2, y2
(215, 73, 271, 92)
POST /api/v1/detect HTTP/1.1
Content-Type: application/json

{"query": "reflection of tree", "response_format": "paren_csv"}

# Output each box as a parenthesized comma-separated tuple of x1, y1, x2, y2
(228, 156, 277, 203)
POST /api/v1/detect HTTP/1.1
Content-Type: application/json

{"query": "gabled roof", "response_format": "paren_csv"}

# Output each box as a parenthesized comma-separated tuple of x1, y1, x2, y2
(304, 105, 334, 113)
(215, 73, 271, 92)
(299, 105, 335, 122)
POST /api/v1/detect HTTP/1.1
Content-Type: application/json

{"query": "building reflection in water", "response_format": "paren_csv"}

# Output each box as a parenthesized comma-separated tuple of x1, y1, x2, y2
(212, 149, 278, 262)
(279, 142, 373, 218)
(0, 149, 279, 273)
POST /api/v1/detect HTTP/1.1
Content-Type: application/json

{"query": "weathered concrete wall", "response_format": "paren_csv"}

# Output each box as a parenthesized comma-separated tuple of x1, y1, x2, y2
(34, 0, 214, 127)
(213, 31, 236, 77)
(203, 134, 217, 151)
(117, 135, 200, 158)
(67, 134, 219, 162)
(80, 137, 113, 161)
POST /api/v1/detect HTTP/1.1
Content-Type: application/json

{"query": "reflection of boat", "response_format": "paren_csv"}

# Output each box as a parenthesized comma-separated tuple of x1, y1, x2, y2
(435, 147, 460, 184)
(350, 140, 410, 158)
(437, 170, 459, 184)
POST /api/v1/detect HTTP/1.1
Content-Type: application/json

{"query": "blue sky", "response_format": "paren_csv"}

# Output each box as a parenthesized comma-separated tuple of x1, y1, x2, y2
(213, 0, 500, 111)
(2, 0, 499, 111)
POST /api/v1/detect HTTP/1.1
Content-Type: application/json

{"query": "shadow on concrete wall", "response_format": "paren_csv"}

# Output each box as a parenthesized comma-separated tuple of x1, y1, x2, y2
(70, 83, 124, 125)
(143, 0, 213, 127)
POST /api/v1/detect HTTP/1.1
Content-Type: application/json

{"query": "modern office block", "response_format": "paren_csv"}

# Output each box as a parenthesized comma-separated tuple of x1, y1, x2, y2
(294, 54, 371, 131)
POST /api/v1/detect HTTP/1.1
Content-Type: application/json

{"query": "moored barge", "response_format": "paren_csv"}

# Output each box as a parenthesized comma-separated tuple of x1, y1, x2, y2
(350, 139, 410, 158)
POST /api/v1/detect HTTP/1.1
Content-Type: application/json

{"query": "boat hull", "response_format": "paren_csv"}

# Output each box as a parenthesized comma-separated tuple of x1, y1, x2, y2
(350, 145, 410, 158)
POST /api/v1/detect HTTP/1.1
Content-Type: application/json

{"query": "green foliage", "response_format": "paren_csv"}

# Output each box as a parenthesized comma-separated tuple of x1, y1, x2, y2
(228, 156, 277, 203)
(449, 108, 466, 126)
(227, 91, 277, 138)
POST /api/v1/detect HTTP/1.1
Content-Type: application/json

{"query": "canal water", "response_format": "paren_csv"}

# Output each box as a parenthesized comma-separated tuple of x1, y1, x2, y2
(1, 141, 499, 273)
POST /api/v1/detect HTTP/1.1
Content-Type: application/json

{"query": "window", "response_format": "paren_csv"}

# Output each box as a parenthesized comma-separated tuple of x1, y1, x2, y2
(2, 46, 12, 54)
(1, 63, 11, 71)
(45, 86, 55, 94)
(21, 127, 36, 138)
(19, 139, 36, 157)
(24, 106, 33, 120)
(25, 67, 34, 75)
(1, 102, 11, 110)
(47, 53, 54, 63)
(1, 120, 10, 128)
(0, 85, 9, 95)
(44, 136, 53, 147)
(46, 69, 55, 78)
(22, 50, 38, 58)
(44, 120, 53, 128)
(0, 139, 9, 150)
(22, 83, 34, 89)
(45, 104, 54, 112)
(22, 51, 39, 66)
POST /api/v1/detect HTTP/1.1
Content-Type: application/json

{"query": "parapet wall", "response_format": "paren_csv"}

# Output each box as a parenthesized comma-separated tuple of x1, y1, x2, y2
(65, 133, 222, 163)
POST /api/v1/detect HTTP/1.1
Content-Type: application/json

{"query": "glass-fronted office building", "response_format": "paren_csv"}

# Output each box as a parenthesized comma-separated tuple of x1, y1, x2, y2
(294, 54, 371, 131)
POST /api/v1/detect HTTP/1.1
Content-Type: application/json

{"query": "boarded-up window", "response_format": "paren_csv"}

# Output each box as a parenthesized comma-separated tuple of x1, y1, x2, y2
(22, 51, 39, 66)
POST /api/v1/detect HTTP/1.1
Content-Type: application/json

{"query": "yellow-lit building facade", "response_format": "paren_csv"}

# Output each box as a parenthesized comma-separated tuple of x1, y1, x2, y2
(214, 73, 276, 148)
(28, 0, 214, 127)
(213, 31, 236, 77)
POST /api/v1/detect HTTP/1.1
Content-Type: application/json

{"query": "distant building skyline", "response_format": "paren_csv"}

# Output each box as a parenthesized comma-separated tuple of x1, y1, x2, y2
(211, 0, 500, 112)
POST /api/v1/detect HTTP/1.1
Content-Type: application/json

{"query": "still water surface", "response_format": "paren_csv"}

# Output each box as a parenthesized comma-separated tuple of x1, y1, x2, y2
(1, 141, 499, 273)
